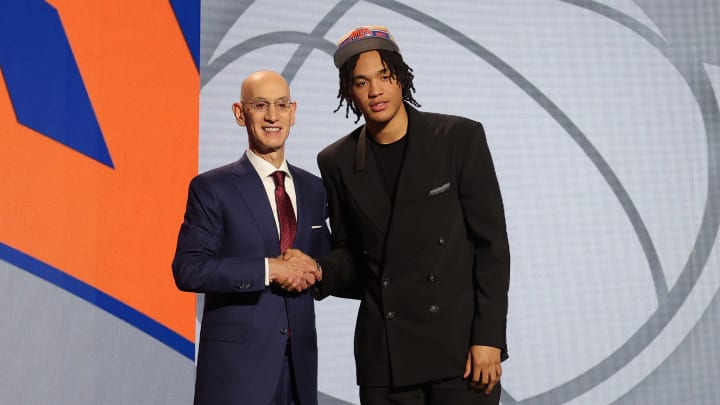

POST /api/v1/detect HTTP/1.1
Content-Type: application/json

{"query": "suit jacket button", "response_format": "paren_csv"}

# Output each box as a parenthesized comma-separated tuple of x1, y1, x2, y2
(437, 237, 446, 245)
(427, 274, 436, 283)
(280, 327, 288, 335)
(386, 311, 396, 320)
(362, 250, 368, 256)
(382, 278, 390, 288)
(429, 305, 440, 313)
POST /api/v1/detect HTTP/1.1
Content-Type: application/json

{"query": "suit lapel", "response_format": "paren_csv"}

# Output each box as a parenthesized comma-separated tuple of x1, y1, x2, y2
(289, 165, 311, 252)
(384, 107, 444, 268)
(231, 155, 280, 256)
(344, 107, 443, 238)
(345, 126, 393, 236)
(392, 106, 442, 206)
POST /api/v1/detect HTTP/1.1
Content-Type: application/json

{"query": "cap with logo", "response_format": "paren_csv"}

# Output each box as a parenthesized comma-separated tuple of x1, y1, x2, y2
(333, 25, 400, 69)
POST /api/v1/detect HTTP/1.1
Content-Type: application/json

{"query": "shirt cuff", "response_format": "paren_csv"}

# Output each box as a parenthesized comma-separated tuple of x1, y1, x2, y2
(264, 258, 269, 286)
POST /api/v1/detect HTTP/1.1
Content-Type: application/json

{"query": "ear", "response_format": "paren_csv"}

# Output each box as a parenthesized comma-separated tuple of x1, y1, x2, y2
(232, 102, 245, 127)
(289, 101, 297, 126)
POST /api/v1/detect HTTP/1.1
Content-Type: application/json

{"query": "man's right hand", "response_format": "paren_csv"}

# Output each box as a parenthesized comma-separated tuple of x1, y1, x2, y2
(268, 249, 321, 292)
(284, 248, 322, 284)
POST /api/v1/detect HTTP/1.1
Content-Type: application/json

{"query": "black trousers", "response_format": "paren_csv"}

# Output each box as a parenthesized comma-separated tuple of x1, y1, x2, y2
(360, 377, 501, 405)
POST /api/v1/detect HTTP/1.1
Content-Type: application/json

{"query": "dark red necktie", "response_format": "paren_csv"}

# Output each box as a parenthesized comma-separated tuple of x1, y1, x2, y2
(272, 171, 297, 253)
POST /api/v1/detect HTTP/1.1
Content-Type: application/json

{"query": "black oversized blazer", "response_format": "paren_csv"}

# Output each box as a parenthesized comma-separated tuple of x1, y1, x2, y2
(316, 104, 510, 387)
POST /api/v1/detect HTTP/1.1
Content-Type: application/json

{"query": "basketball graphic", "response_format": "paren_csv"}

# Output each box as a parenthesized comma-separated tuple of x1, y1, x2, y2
(3, 0, 715, 403)
(200, 1, 719, 403)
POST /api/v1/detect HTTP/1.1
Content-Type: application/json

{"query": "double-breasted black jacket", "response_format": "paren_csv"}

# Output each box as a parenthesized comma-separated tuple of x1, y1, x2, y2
(316, 104, 510, 387)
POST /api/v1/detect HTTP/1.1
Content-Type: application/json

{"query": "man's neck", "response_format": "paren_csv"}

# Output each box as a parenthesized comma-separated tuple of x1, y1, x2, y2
(366, 104, 409, 144)
(251, 148, 285, 169)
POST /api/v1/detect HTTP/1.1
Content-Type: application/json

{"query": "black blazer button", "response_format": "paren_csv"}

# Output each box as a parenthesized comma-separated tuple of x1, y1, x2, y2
(382, 277, 390, 288)
(386, 311, 396, 320)
(280, 327, 288, 335)
(437, 237, 446, 245)
(429, 305, 440, 314)
(427, 274, 436, 283)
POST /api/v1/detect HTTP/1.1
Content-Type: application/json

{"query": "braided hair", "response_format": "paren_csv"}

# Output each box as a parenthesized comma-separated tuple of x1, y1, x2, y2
(334, 49, 421, 123)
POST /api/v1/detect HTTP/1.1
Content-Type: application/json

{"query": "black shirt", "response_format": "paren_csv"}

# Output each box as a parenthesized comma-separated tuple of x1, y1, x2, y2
(368, 134, 408, 202)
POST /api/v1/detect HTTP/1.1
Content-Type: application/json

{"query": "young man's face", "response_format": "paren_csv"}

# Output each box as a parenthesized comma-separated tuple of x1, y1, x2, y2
(350, 50, 404, 129)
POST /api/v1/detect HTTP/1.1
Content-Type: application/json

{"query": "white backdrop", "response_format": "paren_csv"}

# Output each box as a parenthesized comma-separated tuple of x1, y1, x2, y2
(200, 1, 720, 404)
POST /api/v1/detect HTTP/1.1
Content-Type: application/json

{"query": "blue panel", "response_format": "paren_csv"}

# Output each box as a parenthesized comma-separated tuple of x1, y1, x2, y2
(0, 241, 194, 360)
(169, 0, 200, 70)
(0, 1, 114, 168)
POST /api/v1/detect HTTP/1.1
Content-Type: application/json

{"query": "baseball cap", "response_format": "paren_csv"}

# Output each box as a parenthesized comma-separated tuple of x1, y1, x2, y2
(333, 25, 400, 68)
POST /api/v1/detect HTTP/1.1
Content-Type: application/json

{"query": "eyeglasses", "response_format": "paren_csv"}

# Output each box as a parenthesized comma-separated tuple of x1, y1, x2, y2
(244, 100, 294, 113)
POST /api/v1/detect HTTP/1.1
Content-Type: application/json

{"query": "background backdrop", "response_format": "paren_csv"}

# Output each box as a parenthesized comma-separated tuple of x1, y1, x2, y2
(2, 1, 719, 404)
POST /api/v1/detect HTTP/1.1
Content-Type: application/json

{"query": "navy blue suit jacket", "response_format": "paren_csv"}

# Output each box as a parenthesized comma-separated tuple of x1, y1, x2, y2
(172, 155, 331, 405)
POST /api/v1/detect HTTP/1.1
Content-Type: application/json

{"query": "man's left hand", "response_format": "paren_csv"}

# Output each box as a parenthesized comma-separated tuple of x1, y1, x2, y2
(463, 345, 502, 395)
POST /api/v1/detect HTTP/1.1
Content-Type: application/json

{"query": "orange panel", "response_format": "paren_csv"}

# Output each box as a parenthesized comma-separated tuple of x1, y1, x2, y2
(0, 1, 198, 341)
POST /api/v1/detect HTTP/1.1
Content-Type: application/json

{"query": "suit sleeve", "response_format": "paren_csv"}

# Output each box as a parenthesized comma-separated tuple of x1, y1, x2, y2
(172, 175, 266, 294)
(459, 122, 510, 359)
(314, 151, 364, 300)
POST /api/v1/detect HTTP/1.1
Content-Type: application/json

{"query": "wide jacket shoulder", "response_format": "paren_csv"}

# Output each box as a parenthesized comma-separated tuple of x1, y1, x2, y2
(193, 155, 253, 184)
(318, 126, 362, 164)
(406, 105, 485, 141)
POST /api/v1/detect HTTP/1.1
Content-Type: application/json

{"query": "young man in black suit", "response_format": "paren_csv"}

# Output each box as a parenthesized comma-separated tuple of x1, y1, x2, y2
(289, 25, 510, 404)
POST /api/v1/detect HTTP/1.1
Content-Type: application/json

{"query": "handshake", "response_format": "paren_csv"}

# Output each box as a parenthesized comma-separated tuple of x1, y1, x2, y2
(268, 249, 322, 293)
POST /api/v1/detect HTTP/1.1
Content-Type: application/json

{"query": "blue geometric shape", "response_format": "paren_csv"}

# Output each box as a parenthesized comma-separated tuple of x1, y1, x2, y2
(0, 241, 195, 361)
(169, 0, 200, 70)
(0, 1, 114, 168)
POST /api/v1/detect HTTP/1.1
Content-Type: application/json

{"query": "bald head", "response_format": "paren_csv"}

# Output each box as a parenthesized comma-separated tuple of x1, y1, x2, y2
(232, 70, 297, 167)
(241, 70, 291, 102)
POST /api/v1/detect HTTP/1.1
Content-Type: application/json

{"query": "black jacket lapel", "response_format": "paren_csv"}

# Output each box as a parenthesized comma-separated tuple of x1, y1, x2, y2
(345, 126, 393, 236)
(384, 106, 445, 268)
(392, 106, 443, 207)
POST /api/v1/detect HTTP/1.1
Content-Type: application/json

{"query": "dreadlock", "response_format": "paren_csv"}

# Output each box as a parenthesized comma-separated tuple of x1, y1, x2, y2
(334, 49, 421, 123)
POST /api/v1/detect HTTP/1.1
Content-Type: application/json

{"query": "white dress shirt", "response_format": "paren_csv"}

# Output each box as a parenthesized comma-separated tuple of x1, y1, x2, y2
(245, 149, 297, 285)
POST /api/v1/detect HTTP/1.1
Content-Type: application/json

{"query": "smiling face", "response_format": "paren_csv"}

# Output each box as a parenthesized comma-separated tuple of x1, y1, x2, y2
(350, 50, 407, 138)
(232, 71, 296, 160)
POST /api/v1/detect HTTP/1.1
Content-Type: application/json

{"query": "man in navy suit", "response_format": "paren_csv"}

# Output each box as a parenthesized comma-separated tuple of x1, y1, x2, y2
(172, 70, 330, 405)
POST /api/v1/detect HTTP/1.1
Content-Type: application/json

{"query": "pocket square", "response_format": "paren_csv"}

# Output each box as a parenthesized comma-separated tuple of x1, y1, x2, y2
(311, 225, 323, 229)
(428, 182, 451, 196)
